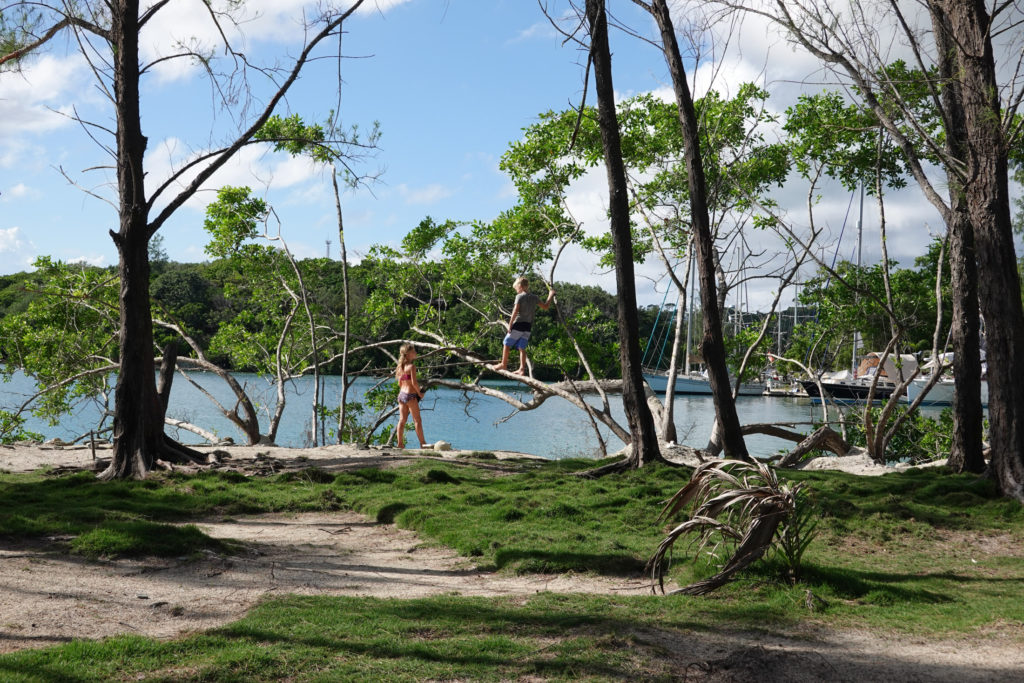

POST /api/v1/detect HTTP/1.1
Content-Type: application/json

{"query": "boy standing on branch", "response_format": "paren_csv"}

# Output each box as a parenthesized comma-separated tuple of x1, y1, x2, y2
(491, 276, 555, 376)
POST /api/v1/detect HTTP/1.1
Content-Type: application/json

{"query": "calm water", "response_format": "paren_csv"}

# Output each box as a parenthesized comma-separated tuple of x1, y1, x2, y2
(1, 371, 947, 460)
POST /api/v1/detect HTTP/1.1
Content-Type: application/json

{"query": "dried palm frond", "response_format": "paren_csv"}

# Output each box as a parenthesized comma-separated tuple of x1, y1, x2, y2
(647, 459, 808, 595)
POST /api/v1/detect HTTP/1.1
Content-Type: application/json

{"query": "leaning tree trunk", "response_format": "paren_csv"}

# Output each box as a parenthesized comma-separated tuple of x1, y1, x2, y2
(660, 289, 686, 443)
(947, 0, 1024, 500)
(932, 3, 985, 474)
(585, 0, 662, 469)
(649, 0, 749, 461)
(100, 0, 164, 480)
(333, 171, 353, 443)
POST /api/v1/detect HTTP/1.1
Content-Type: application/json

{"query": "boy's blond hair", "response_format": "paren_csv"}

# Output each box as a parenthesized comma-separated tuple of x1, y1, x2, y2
(514, 276, 529, 290)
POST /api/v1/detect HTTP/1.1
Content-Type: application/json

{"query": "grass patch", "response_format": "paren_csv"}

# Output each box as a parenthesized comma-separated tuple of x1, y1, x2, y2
(70, 520, 233, 559)
(0, 593, 795, 682)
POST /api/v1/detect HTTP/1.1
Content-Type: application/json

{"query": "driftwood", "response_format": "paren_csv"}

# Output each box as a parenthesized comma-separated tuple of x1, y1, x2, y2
(704, 423, 851, 465)
(773, 425, 851, 467)
(547, 379, 624, 393)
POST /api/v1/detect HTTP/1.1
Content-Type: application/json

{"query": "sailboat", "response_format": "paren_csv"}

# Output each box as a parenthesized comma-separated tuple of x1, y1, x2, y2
(902, 352, 989, 406)
(798, 352, 913, 401)
(642, 246, 763, 396)
(644, 368, 764, 395)
(799, 184, 912, 402)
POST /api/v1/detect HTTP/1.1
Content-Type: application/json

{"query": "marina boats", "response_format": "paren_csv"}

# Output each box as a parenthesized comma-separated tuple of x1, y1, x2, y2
(800, 352, 918, 402)
(902, 353, 989, 407)
(644, 370, 765, 396)
(904, 376, 989, 406)
(641, 244, 764, 397)
(799, 371, 896, 401)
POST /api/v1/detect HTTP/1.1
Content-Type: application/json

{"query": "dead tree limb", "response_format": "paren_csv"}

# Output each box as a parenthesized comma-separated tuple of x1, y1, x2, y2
(775, 426, 851, 468)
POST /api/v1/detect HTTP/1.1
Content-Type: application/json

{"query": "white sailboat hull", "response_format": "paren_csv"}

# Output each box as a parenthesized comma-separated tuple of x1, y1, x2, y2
(644, 372, 764, 396)
(904, 377, 989, 407)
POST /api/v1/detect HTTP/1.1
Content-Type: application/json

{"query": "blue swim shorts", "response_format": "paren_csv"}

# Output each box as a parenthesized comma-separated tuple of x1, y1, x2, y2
(503, 329, 531, 351)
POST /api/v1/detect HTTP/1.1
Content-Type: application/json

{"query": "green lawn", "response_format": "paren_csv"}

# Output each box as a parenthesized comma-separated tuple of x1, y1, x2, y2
(0, 456, 1021, 681)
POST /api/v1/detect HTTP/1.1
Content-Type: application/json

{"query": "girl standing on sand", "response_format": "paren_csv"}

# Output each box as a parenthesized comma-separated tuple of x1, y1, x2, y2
(395, 343, 428, 449)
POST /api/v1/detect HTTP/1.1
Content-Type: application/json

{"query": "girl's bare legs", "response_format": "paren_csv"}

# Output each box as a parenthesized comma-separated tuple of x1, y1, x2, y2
(408, 399, 427, 447)
(397, 402, 410, 448)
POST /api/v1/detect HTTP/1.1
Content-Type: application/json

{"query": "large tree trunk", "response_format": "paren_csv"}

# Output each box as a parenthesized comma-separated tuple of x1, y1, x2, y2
(585, 0, 662, 469)
(648, 0, 749, 461)
(946, 200, 985, 473)
(946, 0, 1024, 500)
(932, 2, 985, 474)
(100, 0, 163, 480)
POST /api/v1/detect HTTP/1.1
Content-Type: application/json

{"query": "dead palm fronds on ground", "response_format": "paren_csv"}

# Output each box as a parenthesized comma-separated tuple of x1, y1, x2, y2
(647, 459, 813, 595)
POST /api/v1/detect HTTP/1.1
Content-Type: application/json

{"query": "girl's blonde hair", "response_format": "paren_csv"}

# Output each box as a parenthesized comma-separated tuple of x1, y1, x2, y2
(395, 343, 415, 378)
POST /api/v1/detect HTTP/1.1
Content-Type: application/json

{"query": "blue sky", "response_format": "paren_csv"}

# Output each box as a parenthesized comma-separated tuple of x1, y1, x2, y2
(0, 0, 987, 308)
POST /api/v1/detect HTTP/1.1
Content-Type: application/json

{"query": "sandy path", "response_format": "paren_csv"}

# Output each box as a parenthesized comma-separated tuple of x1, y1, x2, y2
(0, 510, 654, 653)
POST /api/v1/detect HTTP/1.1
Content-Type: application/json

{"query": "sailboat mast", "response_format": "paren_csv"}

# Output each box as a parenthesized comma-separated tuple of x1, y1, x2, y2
(852, 182, 864, 374)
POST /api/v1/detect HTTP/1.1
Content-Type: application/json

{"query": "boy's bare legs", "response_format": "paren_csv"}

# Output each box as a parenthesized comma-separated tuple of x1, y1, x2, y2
(514, 350, 528, 375)
(490, 345, 512, 371)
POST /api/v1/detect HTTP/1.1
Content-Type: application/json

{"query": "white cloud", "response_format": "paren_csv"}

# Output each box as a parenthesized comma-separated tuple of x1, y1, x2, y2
(67, 254, 110, 268)
(398, 183, 453, 205)
(0, 54, 90, 148)
(139, 0, 410, 83)
(510, 20, 559, 44)
(563, 169, 612, 237)
(356, 0, 416, 15)
(139, 0, 305, 83)
(0, 227, 29, 254)
(143, 137, 327, 216)
(273, 154, 326, 188)
(2, 184, 41, 201)
(0, 226, 40, 274)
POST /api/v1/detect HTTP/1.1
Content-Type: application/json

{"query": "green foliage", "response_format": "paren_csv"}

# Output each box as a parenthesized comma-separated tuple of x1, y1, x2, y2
(202, 186, 269, 259)
(503, 85, 789, 272)
(0, 409, 43, 444)
(255, 112, 381, 173)
(0, 258, 119, 427)
(255, 113, 329, 162)
(0, 5, 48, 71)
(773, 488, 820, 584)
(151, 264, 220, 346)
(785, 90, 907, 192)
(0, 271, 35, 319)
(842, 406, 955, 464)
(362, 214, 598, 380)
(724, 324, 770, 380)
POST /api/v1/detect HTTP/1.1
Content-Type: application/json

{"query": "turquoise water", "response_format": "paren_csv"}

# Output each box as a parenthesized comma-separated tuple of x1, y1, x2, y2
(1, 371, 942, 459)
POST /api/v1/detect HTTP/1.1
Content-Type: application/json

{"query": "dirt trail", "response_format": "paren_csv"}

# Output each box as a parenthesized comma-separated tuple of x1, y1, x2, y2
(0, 510, 654, 653)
